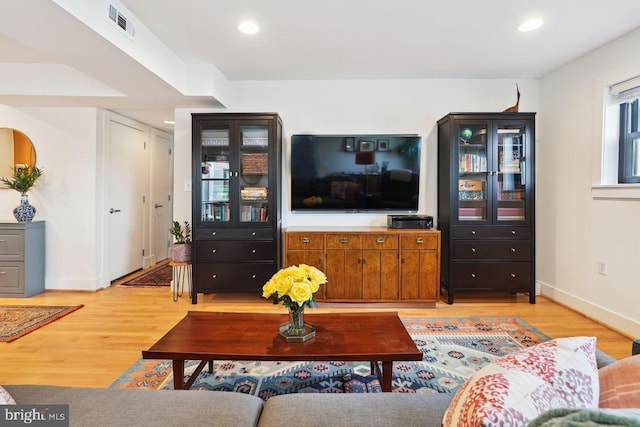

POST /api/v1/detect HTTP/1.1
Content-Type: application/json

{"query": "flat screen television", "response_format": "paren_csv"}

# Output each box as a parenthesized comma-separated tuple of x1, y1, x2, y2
(290, 134, 421, 212)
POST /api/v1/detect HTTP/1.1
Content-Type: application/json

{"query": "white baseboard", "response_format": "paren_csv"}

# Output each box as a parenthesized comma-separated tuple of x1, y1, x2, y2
(539, 281, 640, 338)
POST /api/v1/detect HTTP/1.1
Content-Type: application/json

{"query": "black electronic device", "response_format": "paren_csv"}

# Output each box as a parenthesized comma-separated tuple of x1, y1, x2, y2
(290, 134, 421, 212)
(387, 215, 433, 229)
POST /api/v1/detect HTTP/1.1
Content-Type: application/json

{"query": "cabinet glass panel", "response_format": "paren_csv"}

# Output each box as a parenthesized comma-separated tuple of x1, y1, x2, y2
(201, 128, 230, 222)
(239, 124, 269, 223)
(497, 124, 526, 222)
(458, 123, 488, 222)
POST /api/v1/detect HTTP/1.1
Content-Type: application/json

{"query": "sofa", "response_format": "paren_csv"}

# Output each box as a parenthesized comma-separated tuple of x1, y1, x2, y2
(2, 350, 621, 427)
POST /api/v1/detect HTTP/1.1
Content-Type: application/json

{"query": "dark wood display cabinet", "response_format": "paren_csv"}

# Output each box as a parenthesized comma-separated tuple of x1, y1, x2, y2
(191, 113, 282, 303)
(437, 113, 535, 304)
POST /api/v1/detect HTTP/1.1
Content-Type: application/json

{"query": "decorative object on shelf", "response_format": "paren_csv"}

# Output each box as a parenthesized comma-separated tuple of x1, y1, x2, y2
(502, 83, 521, 113)
(169, 220, 192, 262)
(460, 128, 473, 141)
(1, 166, 43, 222)
(262, 264, 327, 342)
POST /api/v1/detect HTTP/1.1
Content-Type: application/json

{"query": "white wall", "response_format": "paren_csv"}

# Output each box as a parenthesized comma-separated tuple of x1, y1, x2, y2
(0, 106, 101, 290)
(539, 28, 640, 337)
(173, 78, 540, 228)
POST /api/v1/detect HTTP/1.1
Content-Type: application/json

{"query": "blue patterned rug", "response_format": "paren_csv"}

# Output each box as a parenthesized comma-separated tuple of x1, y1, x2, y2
(111, 317, 548, 399)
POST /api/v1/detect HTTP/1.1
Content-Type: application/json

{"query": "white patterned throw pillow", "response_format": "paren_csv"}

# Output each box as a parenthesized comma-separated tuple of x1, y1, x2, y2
(443, 336, 599, 427)
(0, 386, 16, 405)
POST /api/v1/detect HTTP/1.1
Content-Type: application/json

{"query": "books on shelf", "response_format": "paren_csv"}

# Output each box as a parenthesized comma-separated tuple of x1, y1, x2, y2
(241, 186, 268, 200)
(459, 154, 487, 173)
(459, 207, 484, 221)
(202, 130, 229, 147)
(202, 202, 230, 221)
(240, 205, 268, 222)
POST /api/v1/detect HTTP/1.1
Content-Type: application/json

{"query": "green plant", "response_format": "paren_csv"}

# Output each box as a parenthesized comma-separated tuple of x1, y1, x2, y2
(399, 141, 419, 157)
(1, 166, 43, 194)
(169, 220, 191, 244)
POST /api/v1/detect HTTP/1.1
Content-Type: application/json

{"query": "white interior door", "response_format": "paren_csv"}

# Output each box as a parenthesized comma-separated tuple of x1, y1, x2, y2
(108, 120, 145, 280)
(151, 131, 172, 262)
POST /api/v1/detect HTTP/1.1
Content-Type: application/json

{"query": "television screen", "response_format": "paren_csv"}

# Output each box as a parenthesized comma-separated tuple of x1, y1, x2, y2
(290, 134, 421, 212)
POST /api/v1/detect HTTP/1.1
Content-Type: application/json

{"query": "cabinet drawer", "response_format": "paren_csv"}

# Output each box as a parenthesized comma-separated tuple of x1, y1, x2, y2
(195, 227, 273, 240)
(362, 234, 398, 250)
(0, 263, 24, 293)
(453, 262, 531, 290)
(400, 234, 438, 250)
(196, 240, 275, 261)
(453, 240, 531, 261)
(326, 234, 362, 249)
(0, 233, 24, 261)
(195, 262, 276, 293)
(453, 226, 531, 239)
(286, 233, 324, 250)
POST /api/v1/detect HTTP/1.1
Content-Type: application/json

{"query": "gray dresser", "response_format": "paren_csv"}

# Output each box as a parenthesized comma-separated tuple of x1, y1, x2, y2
(0, 221, 45, 297)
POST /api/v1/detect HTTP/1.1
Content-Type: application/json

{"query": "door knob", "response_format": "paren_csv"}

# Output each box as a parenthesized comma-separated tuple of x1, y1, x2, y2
(155, 204, 164, 208)
(109, 208, 121, 214)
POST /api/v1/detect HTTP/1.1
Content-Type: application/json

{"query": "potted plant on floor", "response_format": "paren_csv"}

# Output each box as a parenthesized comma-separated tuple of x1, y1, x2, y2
(169, 220, 191, 262)
(1, 165, 44, 222)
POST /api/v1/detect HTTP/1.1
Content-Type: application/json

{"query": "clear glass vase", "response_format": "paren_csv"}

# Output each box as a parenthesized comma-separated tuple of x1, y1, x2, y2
(278, 302, 316, 342)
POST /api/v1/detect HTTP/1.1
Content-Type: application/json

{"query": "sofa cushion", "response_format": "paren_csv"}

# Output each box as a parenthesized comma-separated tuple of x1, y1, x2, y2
(4, 385, 263, 427)
(442, 336, 599, 427)
(0, 386, 15, 405)
(599, 354, 640, 408)
(258, 393, 454, 427)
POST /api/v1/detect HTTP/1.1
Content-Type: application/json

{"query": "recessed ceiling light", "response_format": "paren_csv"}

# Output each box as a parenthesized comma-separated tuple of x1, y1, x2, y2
(238, 21, 260, 35)
(163, 120, 175, 125)
(518, 18, 543, 32)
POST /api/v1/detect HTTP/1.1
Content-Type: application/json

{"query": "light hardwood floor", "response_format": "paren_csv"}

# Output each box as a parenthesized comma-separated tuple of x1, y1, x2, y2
(0, 276, 634, 388)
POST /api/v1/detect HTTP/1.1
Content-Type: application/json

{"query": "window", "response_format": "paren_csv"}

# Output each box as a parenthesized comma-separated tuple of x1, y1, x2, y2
(607, 76, 640, 184)
(618, 99, 640, 183)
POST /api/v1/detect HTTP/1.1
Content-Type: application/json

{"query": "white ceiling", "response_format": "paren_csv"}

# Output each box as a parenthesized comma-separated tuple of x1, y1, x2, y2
(1, 0, 640, 131)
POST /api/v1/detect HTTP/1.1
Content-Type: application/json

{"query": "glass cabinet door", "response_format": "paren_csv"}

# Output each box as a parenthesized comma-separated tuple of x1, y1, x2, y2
(239, 124, 270, 223)
(457, 122, 489, 222)
(496, 123, 527, 222)
(200, 126, 231, 223)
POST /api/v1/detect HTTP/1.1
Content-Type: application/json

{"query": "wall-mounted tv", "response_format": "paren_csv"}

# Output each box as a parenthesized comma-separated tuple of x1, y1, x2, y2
(290, 134, 421, 212)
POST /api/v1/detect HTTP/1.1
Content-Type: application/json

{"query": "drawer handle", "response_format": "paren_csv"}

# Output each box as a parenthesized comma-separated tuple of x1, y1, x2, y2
(251, 232, 256, 236)
(376, 237, 385, 244)
(0, 239, 6, 242)
(212, 274, 217, 279)
(471, 273, 476, 278)
(302, 237, 310, 243)
(416, 238, 423, 244)
(212, 232, 217, 236)
(212, 249, 217, 254)
(511, 247, 516, 252)
(471, 230, 476, 235)
(252, 274, 256, 279)
(511, 230, 516, 235)
(471, 247, 476, 252)
(251, 249, 256, 254)
(0, 272, 5, 275)
(510, 273, 517, 278)
(341, 238, 348, 243)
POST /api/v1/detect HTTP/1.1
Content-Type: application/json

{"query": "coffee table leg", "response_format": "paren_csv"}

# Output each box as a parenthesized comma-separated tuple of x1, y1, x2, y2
(381, 361, 393, 392)
(173, 360, 185, 390)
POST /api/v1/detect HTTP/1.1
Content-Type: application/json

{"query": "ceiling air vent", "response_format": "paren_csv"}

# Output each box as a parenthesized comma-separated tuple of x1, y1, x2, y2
(107, 4, 135, 39)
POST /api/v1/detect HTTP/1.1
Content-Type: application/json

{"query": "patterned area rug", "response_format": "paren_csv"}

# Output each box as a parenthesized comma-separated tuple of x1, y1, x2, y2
(111, 317, 549, 398)
(118, 263, 172, 287)
(0, 305, 84, 342)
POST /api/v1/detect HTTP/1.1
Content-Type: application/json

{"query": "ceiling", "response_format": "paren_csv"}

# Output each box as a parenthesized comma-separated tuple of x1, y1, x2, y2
(1, 0, 640, 131)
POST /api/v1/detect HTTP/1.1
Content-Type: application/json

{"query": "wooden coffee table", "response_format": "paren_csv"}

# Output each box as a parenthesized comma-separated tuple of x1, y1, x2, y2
(142, 311, 422, 392)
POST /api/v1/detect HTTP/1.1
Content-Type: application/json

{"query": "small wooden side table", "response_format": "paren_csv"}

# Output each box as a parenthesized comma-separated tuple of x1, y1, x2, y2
(169, 260, 192, 302)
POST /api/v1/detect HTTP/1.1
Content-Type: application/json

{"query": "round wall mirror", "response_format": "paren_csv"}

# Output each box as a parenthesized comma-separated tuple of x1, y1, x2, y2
(0, 128, 37, 189)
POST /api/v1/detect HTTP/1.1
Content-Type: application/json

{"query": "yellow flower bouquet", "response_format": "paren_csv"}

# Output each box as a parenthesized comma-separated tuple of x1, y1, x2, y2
(262, 264, 327, 342)
(262, 264, 327, 309)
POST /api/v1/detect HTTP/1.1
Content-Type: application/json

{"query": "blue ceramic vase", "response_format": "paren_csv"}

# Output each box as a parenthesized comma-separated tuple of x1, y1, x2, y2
(13, 194, 36, 222)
